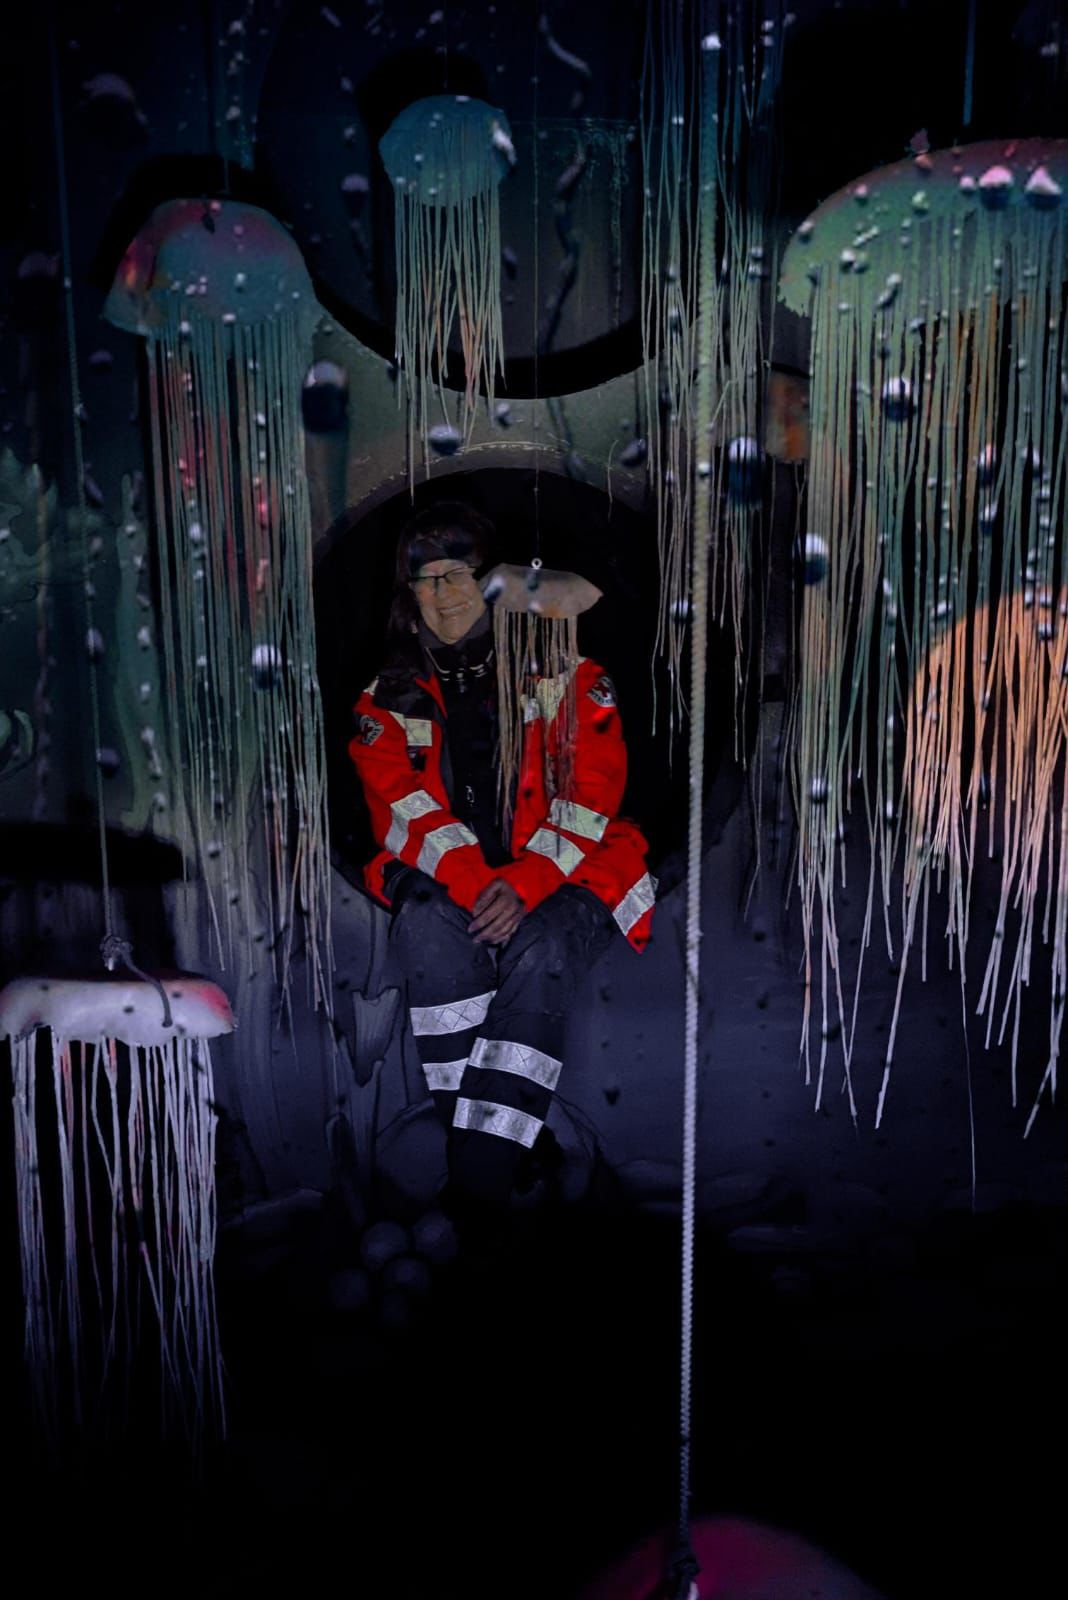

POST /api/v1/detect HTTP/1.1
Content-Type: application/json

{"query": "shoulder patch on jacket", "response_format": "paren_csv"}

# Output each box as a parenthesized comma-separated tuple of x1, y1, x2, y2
(587, 673, 617, 708)
(356, 712, 384, 747)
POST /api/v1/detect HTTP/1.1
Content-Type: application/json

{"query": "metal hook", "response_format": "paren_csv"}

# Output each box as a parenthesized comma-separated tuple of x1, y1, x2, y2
(100, 934, 174, 1029)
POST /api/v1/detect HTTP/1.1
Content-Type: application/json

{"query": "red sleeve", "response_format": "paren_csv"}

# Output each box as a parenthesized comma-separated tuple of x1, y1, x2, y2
(348, 687, 497, 913)
(498, 662, 628, 911)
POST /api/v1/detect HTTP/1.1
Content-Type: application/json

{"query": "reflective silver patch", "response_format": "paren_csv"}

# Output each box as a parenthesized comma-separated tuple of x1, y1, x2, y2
(550, 799, 609, 841)
(389, 711, 433, 747)
(469, 1036, 562, 1090)
(385, 788, 441, 855)
(613, 872, 655, 935)
(525, 826, 584, 877)
(533, 672, 571, 725)
(422, 1058, 467, 1092)
(417, 821, 479, 876)
(409, 990, 496, 1037)
(452, 1097, 542, 1147)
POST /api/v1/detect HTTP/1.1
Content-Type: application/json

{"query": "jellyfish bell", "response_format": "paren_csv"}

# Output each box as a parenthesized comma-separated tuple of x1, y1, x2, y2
(480, 563, 603, 620)
(379, 95, 516, 205)
(0, 971, 234, 1050)
(104, 198, 319, 341)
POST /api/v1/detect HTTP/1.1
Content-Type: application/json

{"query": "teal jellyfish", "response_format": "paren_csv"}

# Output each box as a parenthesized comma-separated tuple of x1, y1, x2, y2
(105, 199, 331, 1006)
(379, 94, 516, 479)
(779, 138, 1068, 1125)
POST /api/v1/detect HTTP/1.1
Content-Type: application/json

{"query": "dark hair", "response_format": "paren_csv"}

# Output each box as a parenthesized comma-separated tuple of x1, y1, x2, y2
(386, 500, 496, 647)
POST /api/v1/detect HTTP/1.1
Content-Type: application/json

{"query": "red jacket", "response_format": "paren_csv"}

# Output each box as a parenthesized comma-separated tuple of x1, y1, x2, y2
(348, 655, 654, 951)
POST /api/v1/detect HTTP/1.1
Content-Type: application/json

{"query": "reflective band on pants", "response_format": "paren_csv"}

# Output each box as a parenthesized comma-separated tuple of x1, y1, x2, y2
(409, 989, 496, 1037)
(468, 1036, 562, 1090)
(422, 1059, 467, 1092)
(452, 1097, 542, 1147)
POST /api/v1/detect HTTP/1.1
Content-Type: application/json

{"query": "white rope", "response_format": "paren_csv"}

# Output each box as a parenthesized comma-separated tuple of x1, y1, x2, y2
(675, 18, 721, 1591)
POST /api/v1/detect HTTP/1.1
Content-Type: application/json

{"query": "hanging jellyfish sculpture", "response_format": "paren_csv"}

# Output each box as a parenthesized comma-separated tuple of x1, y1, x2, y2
(778, 139, 1068, 1123)
(0, 972, 234, 1443)
(104, 200, 332, 1007)
(640, 2, 785, 732)
(481, 561, 602, 834)
(379, 95, 516, 478)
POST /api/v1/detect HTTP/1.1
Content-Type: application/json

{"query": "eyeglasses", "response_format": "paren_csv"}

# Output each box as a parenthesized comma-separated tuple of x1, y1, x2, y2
(410, 566, 477, 595)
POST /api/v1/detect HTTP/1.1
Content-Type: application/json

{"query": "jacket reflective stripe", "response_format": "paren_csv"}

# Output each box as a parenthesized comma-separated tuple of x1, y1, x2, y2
(452, 1097, 542, 1148)
(409, 989, 496, 1037)
(533, 672, 570, 725)
(389, 710, 433, 746)
(469, 1036, 562, 1090)
(525, 826, 584, 877)
(613, 872, 656, 935)
(422, 1058, 467, 1092)
(417, 821, 480, 877)
(385, 788, 441, 855)
(550, 798, 609, 841)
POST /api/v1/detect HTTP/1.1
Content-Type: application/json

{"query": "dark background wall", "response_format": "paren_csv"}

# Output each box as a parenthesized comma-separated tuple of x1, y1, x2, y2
(1, 3, 1066, 1597)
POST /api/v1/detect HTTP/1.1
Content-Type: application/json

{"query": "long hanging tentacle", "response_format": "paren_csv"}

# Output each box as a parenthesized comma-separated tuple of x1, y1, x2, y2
(785, 146, 1068, 1126)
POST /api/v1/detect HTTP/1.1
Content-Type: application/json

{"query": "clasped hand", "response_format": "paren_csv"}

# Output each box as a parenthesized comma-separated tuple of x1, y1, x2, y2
(469, 879, 526, 945)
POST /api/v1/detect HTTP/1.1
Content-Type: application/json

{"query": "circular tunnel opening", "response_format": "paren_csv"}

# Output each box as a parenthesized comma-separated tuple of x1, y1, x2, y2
(256, 0, 647, 397)
(315, 468, 748, 893)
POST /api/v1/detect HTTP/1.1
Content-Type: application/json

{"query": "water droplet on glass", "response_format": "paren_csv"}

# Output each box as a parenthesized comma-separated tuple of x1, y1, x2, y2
(880, 376, 913, 421)
(1023, 167, 1061, 209)
(978, 164, 1014, 208)
(727, 435, 762, 503)
(428, 424, 463, 457)
(252, 643, 283, 690)
(802, 533, 829, 585)
(302, 360, 349, 432)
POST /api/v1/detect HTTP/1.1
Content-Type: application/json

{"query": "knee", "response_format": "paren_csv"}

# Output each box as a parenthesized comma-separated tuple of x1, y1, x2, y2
(506, 908, 569, 981)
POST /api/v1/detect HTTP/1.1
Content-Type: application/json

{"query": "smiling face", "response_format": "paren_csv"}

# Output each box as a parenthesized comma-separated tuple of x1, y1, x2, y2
(411, 557, 487, 645)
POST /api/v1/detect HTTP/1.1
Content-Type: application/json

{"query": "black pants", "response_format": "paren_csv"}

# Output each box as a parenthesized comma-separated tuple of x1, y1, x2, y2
(386, 868, 617, 1203)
